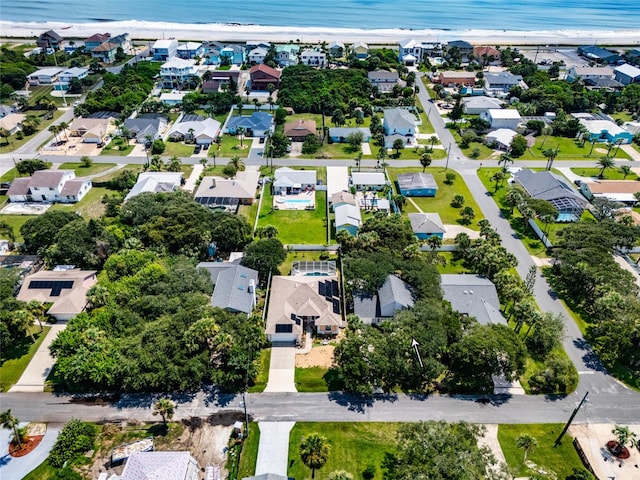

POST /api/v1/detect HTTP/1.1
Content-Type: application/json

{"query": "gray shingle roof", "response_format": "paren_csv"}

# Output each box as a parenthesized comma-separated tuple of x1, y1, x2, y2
(383, 108, 417, 131)
(274, 167, 316, 187)
(198, 262, 258, 314)
(378, 274, 414, 314)
(513, 169, 586, 205)
(408, 213, 445, 234)
(328, 127, 371, 138)
(397, 172, 437, 191)
(440, 274, 506, 325)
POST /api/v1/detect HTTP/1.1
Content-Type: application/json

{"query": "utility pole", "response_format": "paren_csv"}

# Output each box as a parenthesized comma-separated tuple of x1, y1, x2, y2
(445, 143, 452, 170)
(554, 391, 589, 447)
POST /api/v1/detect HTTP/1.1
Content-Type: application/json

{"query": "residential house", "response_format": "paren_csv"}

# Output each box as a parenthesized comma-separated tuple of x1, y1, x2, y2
(584, 77, 624, 90)
(326, 166, 350, 199)
(0, 113, 25, 135)
(447, 40, 474, 59)
(124, 172, 183, 202)
(480, 109, 522, 130)
(578, 45, 620, 64)
(203, 43, 223, 65)
(109, 33, 132, 53)
(27, 68, 62, 85)
(201, 71, 240, 94)
(566, 65, 614, 82)
(397, 172, 438, 197)
(462, 96, 504, 115)
(198, 261, 259, 316)
(17, 269, 97, 321)
(194, 169, 260, 212)
(160, 57, 200, 89)
(350, 172, 386, 191)
(220, 45, 246, 65)
(368, 70, 400, 93)
(168, 117, 221, 145)
(249, 64, 281, 90)
(331, 191, 357, 209)
(383, 108, 418, 137)
(484, 72, 523, 95)
(354, 274, 414, 325)
(246, 40, 271, 52)
(84, 33, 111, 51)
(68, 117, 112, 143)
(512, 169, 587, 222)
(159, 92, 186, 105)
(55, 67, 89, 90)
(351, 42, 369, 59)
(408, 212, 445, 240)
(117, 451, 199, 480)
(580, 180, 640, 205)
(273, 167, 316, 195)
(473, 46, 502, 65)
(398, 39, 441, 65)
(485, 128, 518, 151)
(440, 274, 506, 325)
(328, 41, 345, 58)
(284, 120, 316, 142)
(573, 113, 634, 145)
(334, 204, 362, 235)
(265, 275, 343, 343)
(151, 39, 178, 61)
(7, 169, 91, 203)
(176, 42, 204, 59)
(248, 47, 268, 64)
(90, 41, 120, 63)
(36, 30, 63, 51)
(124, 115, 168, 143)
(226, 111, 274, 137)
(300, 49, 327, 67)
(437, 71, 477, 87)
(328, 127, 371, 143)
(275, 44, 300, 67)
(614, 63, 640, 85)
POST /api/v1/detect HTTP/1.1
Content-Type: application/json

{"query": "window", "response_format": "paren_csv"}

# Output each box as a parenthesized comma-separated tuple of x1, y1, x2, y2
(324, 325, 332, 332)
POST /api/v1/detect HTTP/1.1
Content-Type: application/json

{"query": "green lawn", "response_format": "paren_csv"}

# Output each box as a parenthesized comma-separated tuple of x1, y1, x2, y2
(436, 251, 469, 274)
(0, 168, 21, 183)
(295, 367, 330, 392)
(416, 97, 436, 134)
(450, 131, 496, 160)
(59, 162, 116, 177)
(162, 141, 198, 158)
(0, 214, 37, 242)
(258, 184, 327, 245)
(0, 109, 65, 154)
(299, 141, 372, 160)
(237, 423, 261, 479)
(93, 164, 144, 183)
(517, 135, 631, 161)
(497, 424, 586, 479)
(101, 138, 135, 156)
(49, 187, 109, 219)
(387, 167, 483, 230)
(0, 327, 50, 392)
(570, 166, 639, 181)
(248, 348, 271, 393)
(288, 423, 400, 480)
(21, 461, 59, 480)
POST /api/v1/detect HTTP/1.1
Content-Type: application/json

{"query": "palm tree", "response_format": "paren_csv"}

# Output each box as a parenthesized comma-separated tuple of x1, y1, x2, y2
(419, 152, 432, 172)
(498, 152, 513, 170)
(0, 127, 11, 146)
(610, 425, 637, 456)
(300, 433, 330, 479)
(393, 194, 407, 212)
(1, 409, 22, 448)
(516, 434, 537, 464)
(150, 155, 164, 172)
(490, 171, 506, 192)
(48, 124, 60, 144)
(228, 156, 245, 172)
(27, 300, 46, 333)
(13, 310, 36, 342)
(237, 126, 246, 148)
(152, 398, 175, 432)
(429, 135, 438, 151)
(166, 156, 181, 172)
(505, 188, 522, 214)
(620, 165, 632, 180)
(426, 235, 442, 251)
(597, 156, 615, 178)
(253, 98, 260, 111)
(58, 121, 69, 141)
(542, 146, 559, 171)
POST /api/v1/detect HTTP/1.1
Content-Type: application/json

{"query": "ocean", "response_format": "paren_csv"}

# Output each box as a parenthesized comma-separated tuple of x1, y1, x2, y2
(1, 0, 639, 32)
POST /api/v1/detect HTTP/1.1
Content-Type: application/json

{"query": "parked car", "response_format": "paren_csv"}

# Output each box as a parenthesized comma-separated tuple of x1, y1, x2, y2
(194, 144, 202, 154)
(203, 143, 209, 150)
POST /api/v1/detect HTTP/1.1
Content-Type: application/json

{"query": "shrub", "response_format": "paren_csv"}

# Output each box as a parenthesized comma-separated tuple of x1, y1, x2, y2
(362, 464, 376, 479)
(451, 195, 465, 208)
(528, 352, 577, 394)
(49, 420, 96, 468)
(151, 139, 166, 154)
(444, 172, 456, 185)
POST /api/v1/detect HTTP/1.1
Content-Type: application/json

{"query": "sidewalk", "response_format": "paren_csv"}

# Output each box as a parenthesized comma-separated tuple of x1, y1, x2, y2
(255, 422, 295, 477)
(9, 324, 65, 393)
(181, 164, 204, 193)
(621, 144, 640, 162)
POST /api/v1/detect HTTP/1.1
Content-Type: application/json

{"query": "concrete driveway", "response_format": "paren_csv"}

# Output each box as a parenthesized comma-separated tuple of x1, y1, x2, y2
(254, 422, 295, 477)
(0, 423, 61, 479)
(264, 347, 297, 393)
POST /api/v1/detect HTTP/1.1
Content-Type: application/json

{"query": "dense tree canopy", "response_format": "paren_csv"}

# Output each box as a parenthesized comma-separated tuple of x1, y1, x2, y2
(20, 211, 80, 254)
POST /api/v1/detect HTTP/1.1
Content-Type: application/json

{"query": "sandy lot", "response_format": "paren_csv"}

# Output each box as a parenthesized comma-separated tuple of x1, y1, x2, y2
(296, 345, 335, 368)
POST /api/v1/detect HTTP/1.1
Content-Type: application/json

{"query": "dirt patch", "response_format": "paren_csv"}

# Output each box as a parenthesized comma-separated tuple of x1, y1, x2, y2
(296, 345, 335, 368)
(594, 147, 608, 154)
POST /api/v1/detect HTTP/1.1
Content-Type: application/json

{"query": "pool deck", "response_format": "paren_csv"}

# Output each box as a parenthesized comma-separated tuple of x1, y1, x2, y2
(273, 191, 316, 210)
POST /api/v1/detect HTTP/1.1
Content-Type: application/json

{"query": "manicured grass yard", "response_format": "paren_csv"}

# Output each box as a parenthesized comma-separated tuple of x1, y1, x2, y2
(59, 162, 116, 177)
(498, 424, 585, 479)
(248, 348, 271, 393)
(416, 97, 436, 134)
(295, 367, 330, 392)
(237, 423, 261, 479)
(288, 423, 399, 480)
(0, 214, 37, 242)
(213, 135, 250, 158)
(50, 187, 109, 219)
(258, 183, 327, 245)
(435, 251, 469, 274)
(162, 141, 198, 158)
(101, 138, 135, 156)
(279, 251, 337, 276)
(387, 167, 483, 230)
(570, 166, 639, 181)
(517, 135, 631, 161)
(0, 327, 50, 392)
(0, 168, 21, 183)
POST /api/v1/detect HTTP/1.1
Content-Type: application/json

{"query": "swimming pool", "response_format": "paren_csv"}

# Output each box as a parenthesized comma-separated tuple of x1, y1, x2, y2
(284, 198, 313, 208)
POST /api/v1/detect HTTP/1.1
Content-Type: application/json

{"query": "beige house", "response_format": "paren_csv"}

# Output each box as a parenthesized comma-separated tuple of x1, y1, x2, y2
(265, 275, 343, 344)
(0, 113, 25, 135)
(68, 117, 112, 143)
(194, 169, 260, 212)
(17, 269, 97, 321)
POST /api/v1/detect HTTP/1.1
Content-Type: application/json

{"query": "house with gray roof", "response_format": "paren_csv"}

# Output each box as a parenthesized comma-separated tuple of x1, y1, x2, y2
(463, 96, 504, 115)
(124, 172, 183, 202)
(614, 63, 640, 85)
(368, 70, 400, 93)
(440, 274, 506, 326)
(408, 213, 445, 240)
(7, 169, 91, 204)
(329, 127, 371, 143)
(198, 261, 258, 316)
(226, 111, 274, 137)
(351, 172, 386, 191)
(578, 45, 620, 64)
(354, 274, 414, 325)
(118, 451, 199, 480)
(124, 115, 168, 143)
(383, 108, 418, 148)
(513, 169, 587, 222)
(194, 169, 260, 212)
(484, 72, 524, 95)
(334, 204, 362, 236)
(397, 172, 437, 197)
(273, 167, 316, 195)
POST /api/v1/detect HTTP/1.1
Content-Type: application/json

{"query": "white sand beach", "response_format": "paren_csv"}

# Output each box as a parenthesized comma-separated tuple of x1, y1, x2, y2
(2, 20, 640, 46)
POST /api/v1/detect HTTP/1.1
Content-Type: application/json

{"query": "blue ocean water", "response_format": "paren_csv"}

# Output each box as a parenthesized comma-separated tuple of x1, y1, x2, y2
(1, 0, 639, 31)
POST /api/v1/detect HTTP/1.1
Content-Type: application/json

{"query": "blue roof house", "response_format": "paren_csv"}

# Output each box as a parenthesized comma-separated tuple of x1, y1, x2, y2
(408, 213, 445, 240)
(397, 172, 438, 197)
(226, 112, 274, 137)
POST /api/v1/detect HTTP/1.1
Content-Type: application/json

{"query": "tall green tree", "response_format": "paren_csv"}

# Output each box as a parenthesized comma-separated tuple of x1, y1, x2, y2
(152, 398, 175, 431)
(0, 409, 22, 448)
(300, 433, 330, 479)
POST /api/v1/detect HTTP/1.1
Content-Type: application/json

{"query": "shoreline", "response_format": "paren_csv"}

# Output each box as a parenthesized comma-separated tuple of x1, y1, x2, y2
(2, 20, 640, 46)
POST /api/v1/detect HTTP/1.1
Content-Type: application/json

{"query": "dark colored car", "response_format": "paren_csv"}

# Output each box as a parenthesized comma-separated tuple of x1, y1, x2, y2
(194, 144, 202, 154)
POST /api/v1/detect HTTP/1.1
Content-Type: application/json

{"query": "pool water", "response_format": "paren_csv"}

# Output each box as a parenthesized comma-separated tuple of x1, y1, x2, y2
(284, 199, 313, 208)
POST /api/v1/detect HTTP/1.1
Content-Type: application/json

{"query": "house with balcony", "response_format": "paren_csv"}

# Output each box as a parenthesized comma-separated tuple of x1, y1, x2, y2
(398, 39, 441, 65)
(55, 67, 89, 89)
(276, 44, 300, 66)
(300, 49, 327, 67)
(91, 41, 120, 63)
(248, 47, 268, 64)
(328, 41, 345, 58)
(160, 57, 201, 89)
(437, 71, 477, 87)
(484, 72, 524, 96)
(447, 40, 474, 59)
(176, 42, 204, 59)
(220, 45, 246, 65)
(37, 30, 63, 51)
(84, 33, 111, 51)
(27, 68, 62, 85)
(151, 39, 178, 61)
(351, 42, 369, 59)
(368, 70, 400, 93)
(249, 64, 281, 90)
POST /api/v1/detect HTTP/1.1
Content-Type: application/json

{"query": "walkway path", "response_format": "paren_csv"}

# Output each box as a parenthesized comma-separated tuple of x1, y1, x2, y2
(181, 163, 203, 193)
(621, 144, 640, 162)
(255, 422, 295, 477)
(264, 346, 297, 393)
(477, 425, 508, 476)
(9, 325, 65, 393)
(0, 423, 62, 479)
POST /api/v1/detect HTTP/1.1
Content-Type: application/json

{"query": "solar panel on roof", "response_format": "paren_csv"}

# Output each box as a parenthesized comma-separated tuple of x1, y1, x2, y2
(332, 298, 341, 314)
(318, 282, 326, 296)
(332, 280, 339, 297)
(28, 280, 74, 297)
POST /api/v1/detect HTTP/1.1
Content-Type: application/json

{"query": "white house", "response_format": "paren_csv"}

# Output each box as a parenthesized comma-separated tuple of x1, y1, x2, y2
(398, 39, 440, 65)
(0, 113, 25, 135)
(614, 63, 640, 85)
(168, 117, 221, 145)
(567, 65, 614, 82)
(124, 172, 183, 201)
(58, 67, 89, 84)
(151, 39, 178, 61)
(176, 42, 204, 59)
(160, 57, 200, 89)
(351, 172, 387, 191)
(300, 49, 327, 67)
(463, 96, 504, 115)
(27, 68, 62, 85)
(480, 109, 522, 130)
(248, 47, 268, 64)
(7, 169, 92, 203)
(486, 128, 518, 150)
